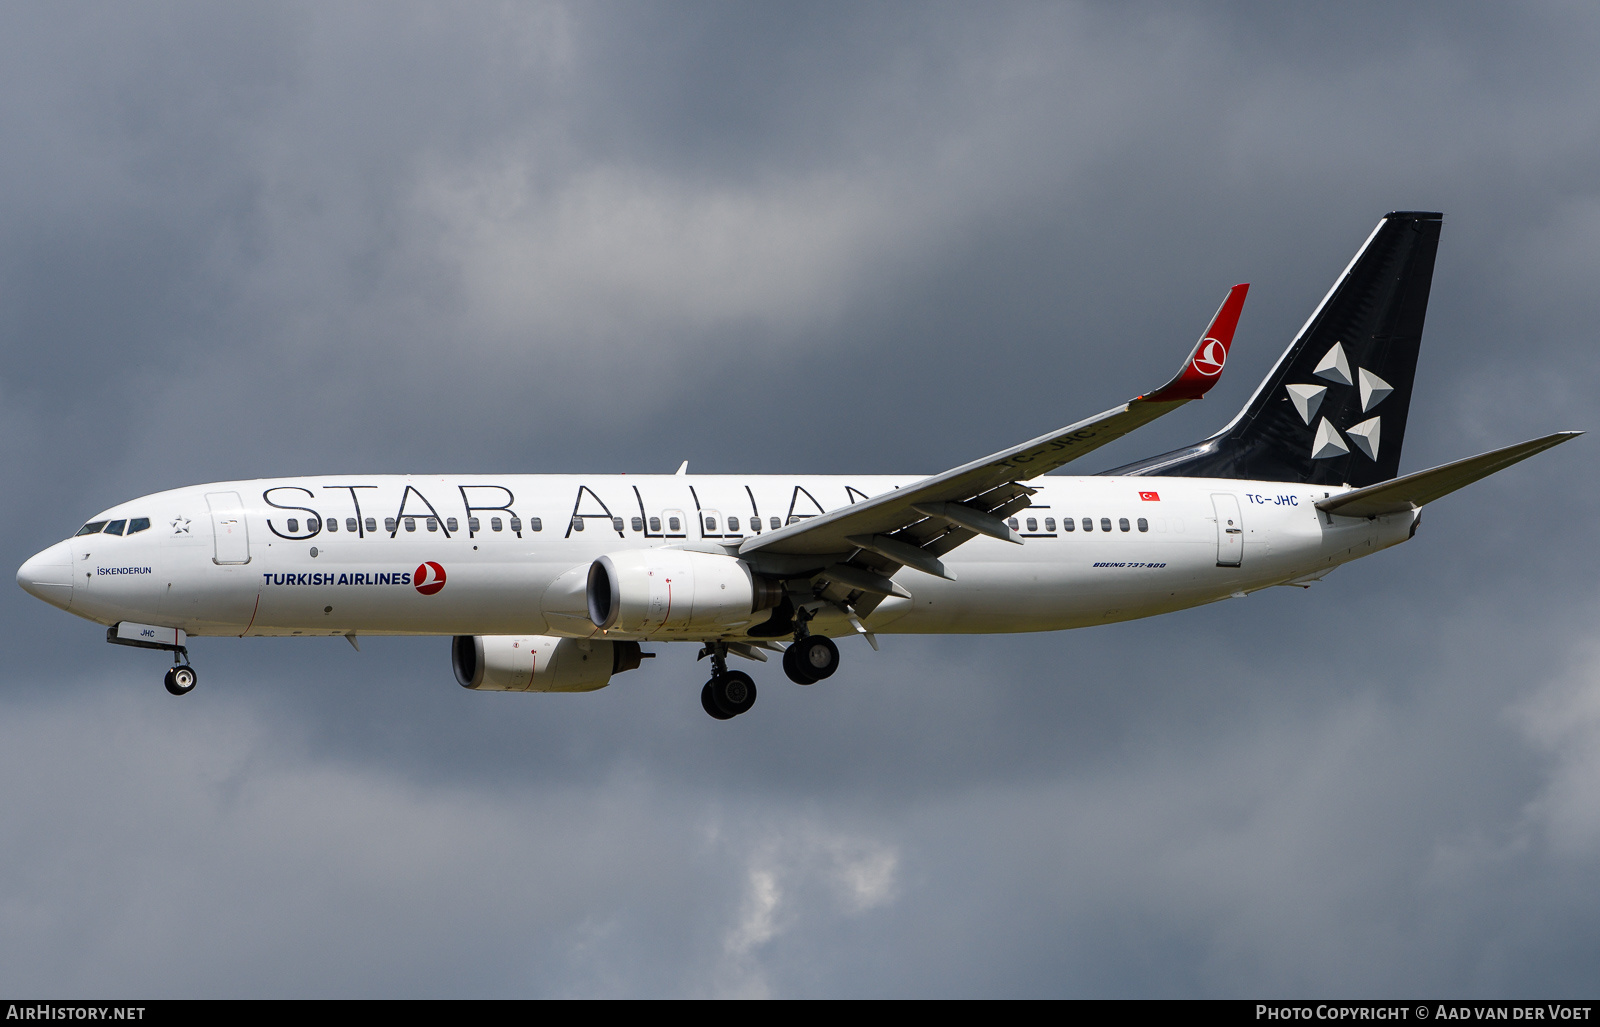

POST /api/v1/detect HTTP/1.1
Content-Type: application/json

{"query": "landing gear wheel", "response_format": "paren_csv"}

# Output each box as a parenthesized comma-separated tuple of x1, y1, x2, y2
(164, 665, 197, 696)
(782, 643, 818, 685)
(701, 682, 735, 720)
(789, 635, 839, 682)
(709, 670, 757, 717)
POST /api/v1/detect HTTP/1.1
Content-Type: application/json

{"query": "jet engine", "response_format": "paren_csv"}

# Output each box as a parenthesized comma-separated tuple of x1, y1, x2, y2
(452, 634, 644, 692)
(586, 550, 783, 636)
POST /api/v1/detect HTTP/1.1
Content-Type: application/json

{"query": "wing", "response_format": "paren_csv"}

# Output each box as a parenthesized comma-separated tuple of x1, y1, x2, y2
(736, 284, 1249, 619)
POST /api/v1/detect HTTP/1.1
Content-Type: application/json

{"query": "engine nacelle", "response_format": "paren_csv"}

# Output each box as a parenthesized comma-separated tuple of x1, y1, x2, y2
(586, 550, 783, 636)
(452, 634, 644, 692)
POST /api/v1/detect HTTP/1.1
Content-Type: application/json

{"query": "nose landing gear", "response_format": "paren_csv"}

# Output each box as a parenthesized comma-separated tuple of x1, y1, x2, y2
(163, 663, 198, 696)
(105, 623, 199, 697)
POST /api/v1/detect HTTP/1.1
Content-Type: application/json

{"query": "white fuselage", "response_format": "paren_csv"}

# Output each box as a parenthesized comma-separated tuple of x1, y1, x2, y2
(23, 473, 1416, 642)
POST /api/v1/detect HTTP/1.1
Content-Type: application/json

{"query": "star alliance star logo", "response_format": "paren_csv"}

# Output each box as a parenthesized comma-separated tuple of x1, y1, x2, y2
(171, 516, 191, 535)
(1285, 342, 1392, 461)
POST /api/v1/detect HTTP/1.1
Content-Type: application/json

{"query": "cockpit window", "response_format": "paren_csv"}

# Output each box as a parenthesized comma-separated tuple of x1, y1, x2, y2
(128, 518, 150, 534)
(76, 521, 107, 536)
(104, 520, 127, 536)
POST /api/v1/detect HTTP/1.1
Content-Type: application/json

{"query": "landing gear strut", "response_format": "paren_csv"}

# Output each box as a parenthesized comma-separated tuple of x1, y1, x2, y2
(699, 643, 757, 719)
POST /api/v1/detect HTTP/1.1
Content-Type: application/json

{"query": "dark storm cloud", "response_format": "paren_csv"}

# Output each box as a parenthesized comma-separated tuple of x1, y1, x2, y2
(3, 1, 1599, 996)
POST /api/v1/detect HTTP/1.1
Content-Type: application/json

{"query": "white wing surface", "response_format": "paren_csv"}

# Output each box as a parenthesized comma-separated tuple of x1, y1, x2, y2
(736, 285, 1249, 611)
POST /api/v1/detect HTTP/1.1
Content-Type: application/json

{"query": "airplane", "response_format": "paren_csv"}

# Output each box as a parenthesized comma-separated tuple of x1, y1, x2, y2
(16, 211, 1581, 720)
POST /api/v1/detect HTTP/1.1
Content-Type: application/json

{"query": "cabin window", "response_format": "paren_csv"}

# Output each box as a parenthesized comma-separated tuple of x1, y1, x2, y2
(1100, 518, 1111, 532)
(1008, 518, 1020, 530)
(104, 519, 127, 536)
(1083, 518, 1093, 532)
(307, 517, 321, 533)
(490, 517, 503, 532)
(704, 516, 717, 532)
(612, 517, 624, 532)
(1044, 518, 1056, 532)
(1137, 517, 1149, 532)
(326, 518, 338, 533)
(669, 516, 681, 531)
(526, 517, 538, 532)
(426, 517, 438, 532)
(649, 516, 661, 532)
(788, 515, 801, 525)
(1062, 517, 1075, 532)
(347, 518, 358, 533)
(128, 518, 151, 534)
(727, 516, 740, 531)
(287, 518, 300, 533)
(1026, 517, 1037, 532)
(1119, 518, 1130, 532)
(76, 521, 106, 536)
(386, 517, 398, 533)
(365, 517, 377, 533)
(511, 516, 524, 532)
(446, 517, 459, 533)
(571, 517, 585, 532)
(770, 517, 781, 530)
(404, 518, 416, 532)
(631, 517, 644, 532)
(468, 517, 480, 533)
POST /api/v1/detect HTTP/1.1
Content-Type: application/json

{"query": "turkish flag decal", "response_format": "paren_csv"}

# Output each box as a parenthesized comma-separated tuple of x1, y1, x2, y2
(1139, 491, 1160, 502)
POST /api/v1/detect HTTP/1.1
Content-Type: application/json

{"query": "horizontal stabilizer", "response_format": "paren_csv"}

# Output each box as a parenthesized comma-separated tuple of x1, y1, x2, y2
(1315, 431, 1582, 518)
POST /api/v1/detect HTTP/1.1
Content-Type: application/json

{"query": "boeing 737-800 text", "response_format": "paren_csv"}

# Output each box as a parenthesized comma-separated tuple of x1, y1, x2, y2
(16, 212, 1580, 719)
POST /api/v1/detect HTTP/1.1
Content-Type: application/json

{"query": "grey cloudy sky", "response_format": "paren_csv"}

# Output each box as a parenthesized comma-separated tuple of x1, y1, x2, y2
(3, 1, 1599, 997)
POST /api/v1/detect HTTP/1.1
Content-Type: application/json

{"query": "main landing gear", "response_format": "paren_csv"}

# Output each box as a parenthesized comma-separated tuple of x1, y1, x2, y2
(783, 635, 839, 684)
(697, 611, 846, 720)
(700, 644, 757, 720)
(783, 609, 840, 685)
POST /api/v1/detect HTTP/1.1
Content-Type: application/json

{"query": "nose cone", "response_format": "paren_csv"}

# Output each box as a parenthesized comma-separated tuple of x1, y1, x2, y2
(18, 539, 74, 610)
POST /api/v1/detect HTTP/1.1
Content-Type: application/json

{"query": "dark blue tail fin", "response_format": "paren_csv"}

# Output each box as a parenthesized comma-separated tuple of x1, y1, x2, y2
(1106, 211, 1442, 487)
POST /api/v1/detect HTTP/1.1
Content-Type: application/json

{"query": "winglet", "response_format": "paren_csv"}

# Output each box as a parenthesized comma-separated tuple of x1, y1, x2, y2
(1140, 283, 1249, 403)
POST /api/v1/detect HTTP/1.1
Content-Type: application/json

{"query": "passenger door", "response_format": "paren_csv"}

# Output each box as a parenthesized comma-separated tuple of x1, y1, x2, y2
(206, 492, 252, 565)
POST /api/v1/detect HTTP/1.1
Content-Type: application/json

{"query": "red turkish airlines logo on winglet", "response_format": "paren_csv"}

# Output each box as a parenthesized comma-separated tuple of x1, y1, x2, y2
(1138, 283, 1249, 403)
(414, 561, 446, 595)
(1191, 337, 1226, 377)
